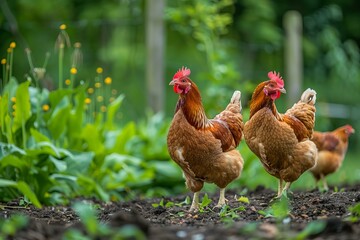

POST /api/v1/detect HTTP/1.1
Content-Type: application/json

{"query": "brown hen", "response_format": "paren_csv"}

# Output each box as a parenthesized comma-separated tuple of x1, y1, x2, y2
(167, 67, 244, 212)
(310, 125, 355, 190)
(244, 71, 318, 198)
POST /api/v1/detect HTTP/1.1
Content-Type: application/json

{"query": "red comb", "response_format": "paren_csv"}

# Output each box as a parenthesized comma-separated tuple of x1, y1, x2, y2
(173, 66, 191, 80)
(268, 71, 284, 88)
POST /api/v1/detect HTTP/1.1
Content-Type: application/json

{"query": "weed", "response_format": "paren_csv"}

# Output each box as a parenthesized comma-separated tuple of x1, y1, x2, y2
(346, 202, 360, 222)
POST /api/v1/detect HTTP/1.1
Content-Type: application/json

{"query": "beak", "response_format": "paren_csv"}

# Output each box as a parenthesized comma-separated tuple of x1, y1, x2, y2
(169, 79, 177, 85)
(279, 88, 286, 94)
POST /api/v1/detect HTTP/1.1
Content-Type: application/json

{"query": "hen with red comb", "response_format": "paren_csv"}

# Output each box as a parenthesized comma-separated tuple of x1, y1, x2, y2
(268, 71, 284, 88)
(244, 71, 317, 199)
(167, 66, 244, 212)
(172, 66, 191, 81)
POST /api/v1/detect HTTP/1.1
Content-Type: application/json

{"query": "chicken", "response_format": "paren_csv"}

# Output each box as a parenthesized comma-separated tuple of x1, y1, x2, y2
(167, 67, 244, 212)
(310, 125, 355, 191)
(244, 71, 318, 198)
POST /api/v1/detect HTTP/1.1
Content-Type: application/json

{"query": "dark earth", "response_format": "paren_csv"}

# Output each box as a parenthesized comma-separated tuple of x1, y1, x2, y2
(1, 184, 360, 239)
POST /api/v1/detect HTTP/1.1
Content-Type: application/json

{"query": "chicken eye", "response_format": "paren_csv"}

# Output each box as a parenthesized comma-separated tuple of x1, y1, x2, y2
(181, 79, 186, 83)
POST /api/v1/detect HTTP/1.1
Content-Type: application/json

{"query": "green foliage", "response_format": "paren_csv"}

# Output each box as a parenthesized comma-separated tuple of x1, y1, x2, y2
(62, 202, 146, 240)
(346, 202, 360, 222)
(0, 214, 28, 240)
(295, 221, 326, 240)
(219, 205, 245, 221)
(259, 195, 290, 221)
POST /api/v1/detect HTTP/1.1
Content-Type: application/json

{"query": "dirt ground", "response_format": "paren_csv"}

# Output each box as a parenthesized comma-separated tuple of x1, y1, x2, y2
(1, 184, 359, 240)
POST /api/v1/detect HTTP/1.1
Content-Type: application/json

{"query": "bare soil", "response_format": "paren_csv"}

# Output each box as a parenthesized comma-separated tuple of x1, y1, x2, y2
(1, 184, 360, 239)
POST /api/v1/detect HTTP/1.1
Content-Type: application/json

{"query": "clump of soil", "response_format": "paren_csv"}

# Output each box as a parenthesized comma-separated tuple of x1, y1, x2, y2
(1, 185, 359, 239)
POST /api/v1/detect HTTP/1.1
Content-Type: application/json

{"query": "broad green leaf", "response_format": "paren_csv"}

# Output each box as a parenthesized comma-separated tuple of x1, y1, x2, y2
(16, 181, 42, 208)
(49, 156, 67, 172)
(47, 97, 71, 140)
(2, 77, 18, 97)
(13, 81, 31, 132)
(64, 152, 94, 175)
(111, 121, 136, 154)
(105, 94, 125, 130)
(77, 175, 109, 201)
(0, 93, 9, 136)
(0, 178, 17, 187)
(48, 89, 73, 109)
(81, 124, 105, 154)
(0, 142, 26, 158)
(0, 154, 28, 170)
(5, 114, 13, 143)
(30, 128, 50, 142)
(67, 88, 86, 145)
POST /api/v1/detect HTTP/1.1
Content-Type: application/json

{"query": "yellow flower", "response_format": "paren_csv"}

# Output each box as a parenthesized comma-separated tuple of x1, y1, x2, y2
(104, 77, 112, 85)
(7, 48, 12, 53)
(84, 98, 91, 104)
(87, 88, 94, 94)
(42, 104, 50, 112)
(95, 82, 101, 88)
(60, 24, 67, 30)
(109, 97, 115, 103)
(1, 59, 6, 65)
(70, 67, 77, 75)
(10, 97, 16, 103)
(100, 106, 107, 112)
(111, 89, 117, 95)
(74, 42, 81, 48)
(96, 67, 103, 74)
(65, 79, 71, 86)
(10, 42, 16, 49)
(12, 104, 16, 110)
(96, 96, 104, 102)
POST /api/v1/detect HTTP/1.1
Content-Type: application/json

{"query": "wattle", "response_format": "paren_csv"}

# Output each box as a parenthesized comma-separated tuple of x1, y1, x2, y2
(174, 84, 183, 94)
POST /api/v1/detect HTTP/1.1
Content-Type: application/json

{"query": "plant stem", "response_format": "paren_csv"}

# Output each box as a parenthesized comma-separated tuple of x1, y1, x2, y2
(58, 46, 64, 89)
(9, 48, 14, 81)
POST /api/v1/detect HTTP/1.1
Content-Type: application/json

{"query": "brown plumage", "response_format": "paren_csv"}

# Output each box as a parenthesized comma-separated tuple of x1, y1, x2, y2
(167, 67, 244, 212)
(244, 71, 318, 198)
(310, 125, 355, 190)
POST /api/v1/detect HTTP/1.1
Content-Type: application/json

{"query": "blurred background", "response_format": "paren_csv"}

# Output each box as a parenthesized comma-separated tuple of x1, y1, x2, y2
(0, 0, 359, 200)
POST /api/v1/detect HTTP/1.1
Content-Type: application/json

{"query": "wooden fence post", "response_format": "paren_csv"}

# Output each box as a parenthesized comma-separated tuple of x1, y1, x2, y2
(146, 0, 165, 113)
(284, 11, 303, 107)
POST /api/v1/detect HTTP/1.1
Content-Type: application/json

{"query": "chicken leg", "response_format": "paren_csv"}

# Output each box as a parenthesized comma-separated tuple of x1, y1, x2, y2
(276, 179, 284, 198)
(215, 188, 227, 208)
(189, 192, 200, 212)
(320, 174, 329, 191)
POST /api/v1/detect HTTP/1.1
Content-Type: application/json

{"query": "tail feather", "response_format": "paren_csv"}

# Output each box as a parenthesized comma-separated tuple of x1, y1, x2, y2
(229, 90, 242, 112)
(301, 88, 317, 105)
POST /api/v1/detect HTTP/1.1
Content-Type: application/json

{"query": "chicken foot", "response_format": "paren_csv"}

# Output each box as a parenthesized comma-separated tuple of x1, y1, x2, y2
(276, 180, 292, 198)
(189, 192, 200, 212)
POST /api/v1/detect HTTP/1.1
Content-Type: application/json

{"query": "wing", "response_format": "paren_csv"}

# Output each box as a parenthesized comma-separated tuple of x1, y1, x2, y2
(312, 131, 340, 151)
(284, 102, 316, 141)
(207, 91, 244, 151)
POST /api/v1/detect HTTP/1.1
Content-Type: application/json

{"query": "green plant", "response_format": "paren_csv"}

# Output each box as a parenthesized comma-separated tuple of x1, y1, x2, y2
(0, 214, 28, 240)
(258, 195, 290, 221)
(63, 202, 146, 240)
(346, 202, 360, 223)
(295, 221, 326, 240)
